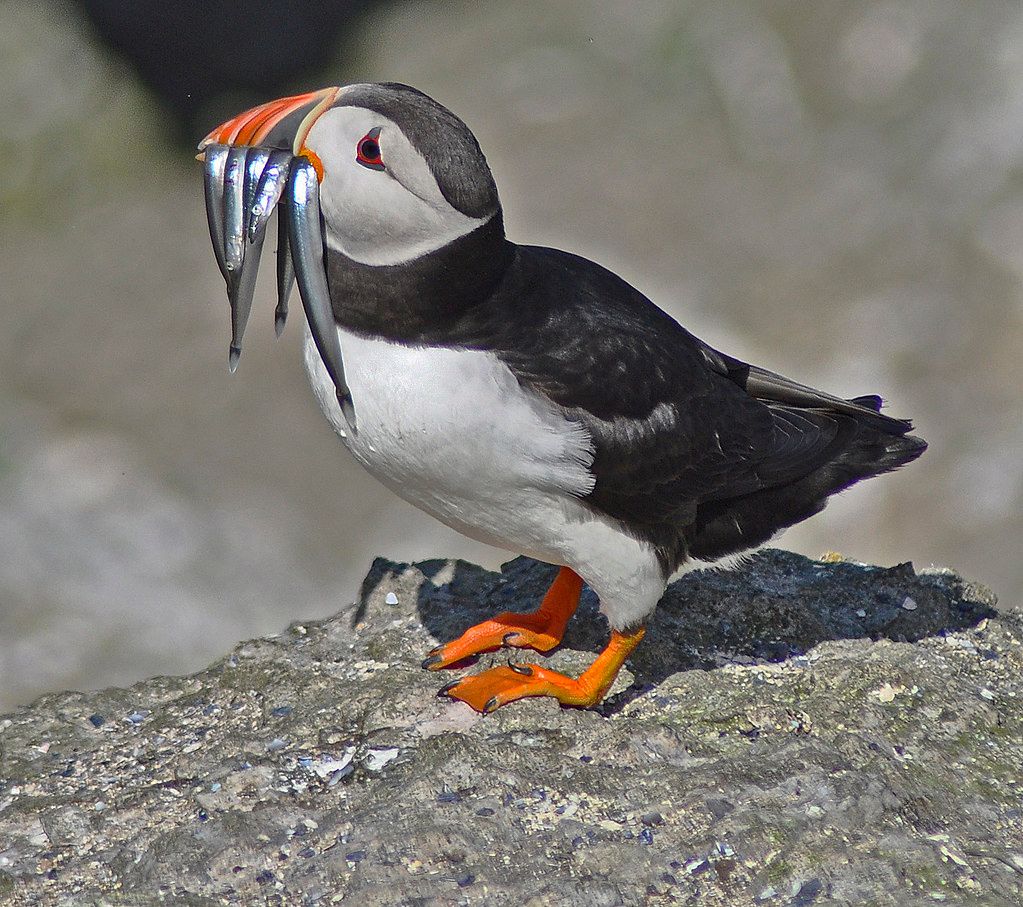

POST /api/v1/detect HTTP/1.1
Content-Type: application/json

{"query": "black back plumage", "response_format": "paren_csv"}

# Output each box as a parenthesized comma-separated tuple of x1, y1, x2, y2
(327, 218, 926, 575)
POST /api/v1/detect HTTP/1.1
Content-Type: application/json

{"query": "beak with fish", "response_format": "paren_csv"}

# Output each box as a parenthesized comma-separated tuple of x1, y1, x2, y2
(197, 86, 355, 427)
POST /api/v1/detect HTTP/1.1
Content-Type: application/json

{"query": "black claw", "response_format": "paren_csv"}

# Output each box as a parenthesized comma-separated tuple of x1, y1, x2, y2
(437, 679, 461, 698)
(508, 662, 533, 676)
(422, 654, 444, 670)
(502, 632, 519, 646)
(483, 696, 500, 714)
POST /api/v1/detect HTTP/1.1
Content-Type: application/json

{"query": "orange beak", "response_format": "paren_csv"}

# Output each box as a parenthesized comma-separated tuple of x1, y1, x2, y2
(198, 86, 341, 167)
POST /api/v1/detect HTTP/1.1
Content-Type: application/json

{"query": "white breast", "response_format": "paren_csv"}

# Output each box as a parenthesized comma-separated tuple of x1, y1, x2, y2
(302, 325, 667, 628)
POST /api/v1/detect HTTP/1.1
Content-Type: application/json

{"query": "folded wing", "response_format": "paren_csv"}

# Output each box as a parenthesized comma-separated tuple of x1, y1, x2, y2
(480, 246, 926, 571)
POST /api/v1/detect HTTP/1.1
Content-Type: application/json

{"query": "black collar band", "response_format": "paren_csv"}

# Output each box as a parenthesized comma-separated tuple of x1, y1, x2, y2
(325, 213, 513, 343)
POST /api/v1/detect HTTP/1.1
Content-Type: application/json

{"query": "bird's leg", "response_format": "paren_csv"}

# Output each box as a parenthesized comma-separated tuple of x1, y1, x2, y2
(422, 567, 584, 670)
(439, 626, 646, 713)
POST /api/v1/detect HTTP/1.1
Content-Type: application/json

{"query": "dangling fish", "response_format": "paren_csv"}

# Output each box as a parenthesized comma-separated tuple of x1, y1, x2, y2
(197, 86, 354, 427)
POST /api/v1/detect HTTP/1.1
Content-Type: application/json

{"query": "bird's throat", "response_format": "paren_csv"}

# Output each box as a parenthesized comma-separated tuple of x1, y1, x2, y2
(324, 214, 514, 344)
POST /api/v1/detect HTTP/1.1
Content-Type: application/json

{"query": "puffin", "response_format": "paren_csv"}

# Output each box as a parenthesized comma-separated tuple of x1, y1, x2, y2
(197, 83, 926, 713)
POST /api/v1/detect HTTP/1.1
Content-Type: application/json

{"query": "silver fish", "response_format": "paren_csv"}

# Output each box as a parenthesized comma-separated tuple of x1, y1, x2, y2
(228, 216, 266, 371)
(202, 144, 230, 281)
(286, 158, 355, 428)
(242, 147, 272, 238)
(222, 146, 248, 286)
(249, 150, 292, 243)
(275, 210, 294, 337)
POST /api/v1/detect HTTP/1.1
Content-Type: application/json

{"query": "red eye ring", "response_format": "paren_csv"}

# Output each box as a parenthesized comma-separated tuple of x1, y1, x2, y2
(356, 128, 385, 170)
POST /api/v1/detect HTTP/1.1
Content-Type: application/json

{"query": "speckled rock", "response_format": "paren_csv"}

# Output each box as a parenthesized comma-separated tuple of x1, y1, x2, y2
(0, 550, 1019, 906)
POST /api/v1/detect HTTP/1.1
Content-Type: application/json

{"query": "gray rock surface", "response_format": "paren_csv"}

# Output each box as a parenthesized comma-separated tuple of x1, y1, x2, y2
(0, 550, 1019, 906)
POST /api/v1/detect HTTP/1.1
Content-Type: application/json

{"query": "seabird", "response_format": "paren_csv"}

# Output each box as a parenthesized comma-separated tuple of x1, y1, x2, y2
(197, 83, 926, 712)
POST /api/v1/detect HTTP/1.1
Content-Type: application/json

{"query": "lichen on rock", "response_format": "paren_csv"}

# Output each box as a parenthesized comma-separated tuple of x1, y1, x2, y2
(0, 550, 1019, 905)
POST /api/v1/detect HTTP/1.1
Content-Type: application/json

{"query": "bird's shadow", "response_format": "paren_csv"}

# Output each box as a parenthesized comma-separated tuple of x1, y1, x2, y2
(357, 549, 996, 716)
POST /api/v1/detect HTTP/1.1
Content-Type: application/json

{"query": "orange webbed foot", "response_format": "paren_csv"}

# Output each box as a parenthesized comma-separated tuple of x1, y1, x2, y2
(423, 567, 583, 670)
(438, 627, 646, 713)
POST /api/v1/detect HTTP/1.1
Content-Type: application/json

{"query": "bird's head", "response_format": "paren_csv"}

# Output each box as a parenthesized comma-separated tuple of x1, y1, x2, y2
(198, 83, 503, 425)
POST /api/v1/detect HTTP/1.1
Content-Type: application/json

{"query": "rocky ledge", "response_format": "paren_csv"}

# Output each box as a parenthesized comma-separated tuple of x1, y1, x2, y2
(0, 550, 1019, 906)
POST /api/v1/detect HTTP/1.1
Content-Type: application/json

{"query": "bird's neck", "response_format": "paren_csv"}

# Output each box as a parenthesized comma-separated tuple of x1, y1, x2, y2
(324, 213, 514, 344)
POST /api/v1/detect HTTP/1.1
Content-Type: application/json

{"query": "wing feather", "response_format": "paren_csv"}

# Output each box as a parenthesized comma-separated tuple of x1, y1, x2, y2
(443, 244, 917, 560)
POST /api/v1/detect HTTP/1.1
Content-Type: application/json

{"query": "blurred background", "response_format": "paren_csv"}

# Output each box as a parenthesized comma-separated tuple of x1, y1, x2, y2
(2, 0, 1021, 710)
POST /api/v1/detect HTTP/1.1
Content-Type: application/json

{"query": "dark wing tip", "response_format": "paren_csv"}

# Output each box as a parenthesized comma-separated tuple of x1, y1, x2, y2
(849, 393, 883, 412)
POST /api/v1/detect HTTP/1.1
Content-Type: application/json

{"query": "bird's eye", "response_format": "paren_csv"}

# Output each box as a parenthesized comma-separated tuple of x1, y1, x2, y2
(356, 129, 385, 170)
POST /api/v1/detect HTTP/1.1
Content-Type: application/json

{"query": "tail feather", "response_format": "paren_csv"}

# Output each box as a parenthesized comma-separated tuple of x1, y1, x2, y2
(850, 393, 883, 412)
(687, 414, 926, 561)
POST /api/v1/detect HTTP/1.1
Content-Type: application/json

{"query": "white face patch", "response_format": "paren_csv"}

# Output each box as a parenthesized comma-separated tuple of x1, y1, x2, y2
(304, 103, 490, 266)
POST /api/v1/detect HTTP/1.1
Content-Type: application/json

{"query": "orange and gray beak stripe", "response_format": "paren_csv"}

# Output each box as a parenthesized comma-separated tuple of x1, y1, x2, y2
(197, 87, 355, 428)
(198, 86, 340, 158)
